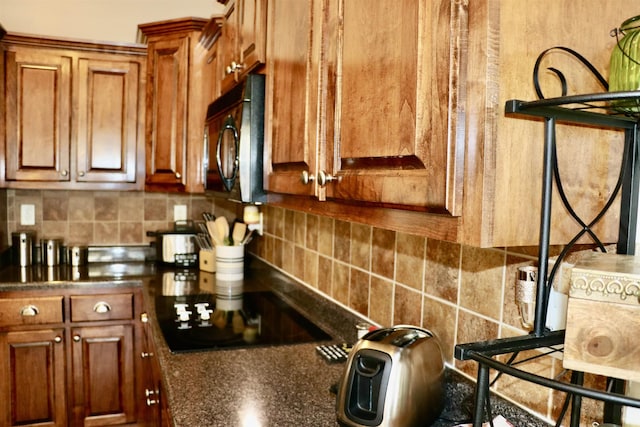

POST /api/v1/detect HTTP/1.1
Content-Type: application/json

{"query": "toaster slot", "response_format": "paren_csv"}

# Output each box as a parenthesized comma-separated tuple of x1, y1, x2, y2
(344, 349, 392, 426)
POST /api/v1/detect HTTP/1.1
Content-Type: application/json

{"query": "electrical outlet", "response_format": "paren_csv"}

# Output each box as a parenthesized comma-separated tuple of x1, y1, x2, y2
(20, 204, 35, 226)
(173, 205, 187, 222)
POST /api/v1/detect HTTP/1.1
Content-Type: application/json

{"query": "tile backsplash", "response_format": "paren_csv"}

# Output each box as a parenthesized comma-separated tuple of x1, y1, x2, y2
(254, 204, 606, 426)
(3, 190, 607, 425)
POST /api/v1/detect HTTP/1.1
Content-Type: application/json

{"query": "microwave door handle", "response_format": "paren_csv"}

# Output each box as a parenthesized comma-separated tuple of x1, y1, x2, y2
(216, 122, 240, 192)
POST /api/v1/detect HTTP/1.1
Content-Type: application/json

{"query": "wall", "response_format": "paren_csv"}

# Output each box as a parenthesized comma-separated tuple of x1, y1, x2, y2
(254, 205, 607, 425)
(0, 0, 223, 43)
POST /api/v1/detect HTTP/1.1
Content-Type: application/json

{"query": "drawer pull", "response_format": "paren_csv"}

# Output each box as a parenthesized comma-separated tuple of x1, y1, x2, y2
(73, 335, 81, 342)
(20, 305, 39, 317)
(93, 301, 112, 314)
(141, 351, 154, 358)
(54, 336, 62, 343)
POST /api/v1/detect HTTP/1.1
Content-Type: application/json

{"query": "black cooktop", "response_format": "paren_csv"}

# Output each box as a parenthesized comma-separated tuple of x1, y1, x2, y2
(155, 290, 332, 353)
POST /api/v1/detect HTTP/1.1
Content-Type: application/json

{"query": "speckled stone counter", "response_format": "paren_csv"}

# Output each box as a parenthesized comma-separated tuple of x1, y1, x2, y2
(0, 254, 551, 426)
(143, 258, 552, 427)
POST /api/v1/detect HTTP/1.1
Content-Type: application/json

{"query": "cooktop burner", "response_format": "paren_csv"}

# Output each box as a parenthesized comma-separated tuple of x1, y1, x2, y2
(155, 290, 332, 353)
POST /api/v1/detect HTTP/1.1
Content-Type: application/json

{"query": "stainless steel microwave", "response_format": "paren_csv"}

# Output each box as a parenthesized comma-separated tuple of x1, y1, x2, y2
(203, 74, 266, 204)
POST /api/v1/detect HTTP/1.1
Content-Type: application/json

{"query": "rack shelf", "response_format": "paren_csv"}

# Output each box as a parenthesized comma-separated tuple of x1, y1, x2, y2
(454, 90, 640, 427)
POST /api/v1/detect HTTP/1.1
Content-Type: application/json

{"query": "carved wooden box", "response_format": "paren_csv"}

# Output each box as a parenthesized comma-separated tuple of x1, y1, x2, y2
(564, 252, 640, 381)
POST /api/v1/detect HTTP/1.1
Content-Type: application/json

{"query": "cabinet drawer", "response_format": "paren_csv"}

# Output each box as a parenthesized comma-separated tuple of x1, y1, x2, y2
(70, 293, 134, 322)
(0, 296, 64, 327)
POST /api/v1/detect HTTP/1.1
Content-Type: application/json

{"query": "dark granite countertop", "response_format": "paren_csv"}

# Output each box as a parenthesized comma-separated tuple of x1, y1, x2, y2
(0, 252, 551, 426)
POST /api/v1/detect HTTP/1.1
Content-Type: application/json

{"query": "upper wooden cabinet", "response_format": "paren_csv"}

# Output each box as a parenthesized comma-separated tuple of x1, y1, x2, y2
(0, 34, 146, 190)
(219, 0, 267, 93)
(264, 0, 321, 198)
(138, 18, 209, 193)
(265, 0, 636, 247)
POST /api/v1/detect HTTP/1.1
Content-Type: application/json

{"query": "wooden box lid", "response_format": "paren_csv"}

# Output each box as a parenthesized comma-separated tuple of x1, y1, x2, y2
(569, 252, 640, 306)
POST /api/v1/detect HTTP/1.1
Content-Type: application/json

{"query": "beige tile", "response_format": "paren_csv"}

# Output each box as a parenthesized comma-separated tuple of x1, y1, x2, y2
(318, 256, 333, 296)
(349, 268, 369, 317)
(43, 195, 69, 221)
(459, 246, 504, 320)
(350, 223, 371, 271)
(317, 216, 333, 257)
(370, 276, 393, 327)
(293, 245, 305, 280)
(306, 214, 318, 251)
(272, 236, 283, 269)
(120, 222, 143, 244)
(293, 211, 306, 247)
(144, 197, 167, 222)
(393, 284, 422, 326)
(68, 194, 95, 222)
(120, 195, 144, 222)
(281, 240, 295, 273)
(94, 222, 119, 245)
(334, 220, 351, 264)
(41, 221, 67, 239)
(333, 262, 349, 306)
(423, 297, 457, 363)
(454, 310, 499, 377)
(425, 239, 460, 303)
(372, 227, 395, 280)
(67, 222, 93, 245)
(396, 232, 425, 291)
(304, 249, 319, 288)
(283, 210, 295, 242)
(94, 196, 119, 221)
(269, 206, 285, 238)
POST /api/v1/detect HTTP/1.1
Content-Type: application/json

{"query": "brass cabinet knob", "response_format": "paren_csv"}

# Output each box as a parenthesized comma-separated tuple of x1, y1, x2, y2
(61, 170, 69, 177)
(73, 335, 81, 342)
(175, 172, 182, 179)
(300, 170, 315, 185)
(141, 351, 154, 359)
(78, 171, 85, 177)
(317, 170, 336, 187)
(54, 336, 62, 343)
(93, 301, 111, 314)
(19, 305, 39, 316)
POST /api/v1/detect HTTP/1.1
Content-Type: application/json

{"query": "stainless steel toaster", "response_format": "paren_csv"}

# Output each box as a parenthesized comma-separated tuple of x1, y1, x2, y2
(336, 325, 445, 427)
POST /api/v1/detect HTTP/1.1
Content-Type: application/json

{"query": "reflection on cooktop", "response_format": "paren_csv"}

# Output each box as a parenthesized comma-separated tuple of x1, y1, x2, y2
(155, 290, 332, 353)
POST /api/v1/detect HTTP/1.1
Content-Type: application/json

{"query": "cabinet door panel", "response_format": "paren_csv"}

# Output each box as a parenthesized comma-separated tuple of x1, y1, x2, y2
(325, 0, 465, 214)
(239, 0, 266, 71)
(0, 329, 67, 427)
(71, 324, 136, 426)
(4, 49, 71, 182)
(265, 0, 320, 196)
(76, 57, 142, 183)
(145, 38, 188, 189)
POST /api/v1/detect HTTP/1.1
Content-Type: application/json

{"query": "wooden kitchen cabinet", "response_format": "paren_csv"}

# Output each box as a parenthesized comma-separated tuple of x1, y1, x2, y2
(0, 286, 146, 426)
(0, 33, 146, 190)
(138, 17, 209, 193)
(200, 17, 225, 104)
(218, 0, 267, 94)
(0, 329, 67, 426)
(264, 0, 322, 198)
(265, 0, 637, 247)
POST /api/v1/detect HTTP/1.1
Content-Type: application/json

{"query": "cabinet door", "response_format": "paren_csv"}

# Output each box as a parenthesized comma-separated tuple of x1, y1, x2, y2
(264, 0, 322, 197)
(238, 0, 266, 73)
(76, 56, 143, 184)
(70, 324, 136, 426)
(145, 37, 189, 190)
(323, 0, 466, 214)
(0, 329, 67, 427)
(220, 1, 240, 93)
(4, 48, 72, 182)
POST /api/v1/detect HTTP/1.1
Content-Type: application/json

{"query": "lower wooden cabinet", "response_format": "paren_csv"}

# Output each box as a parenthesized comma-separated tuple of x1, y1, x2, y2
(0, 329, 67, 426)
(0, 286, 150, 427)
